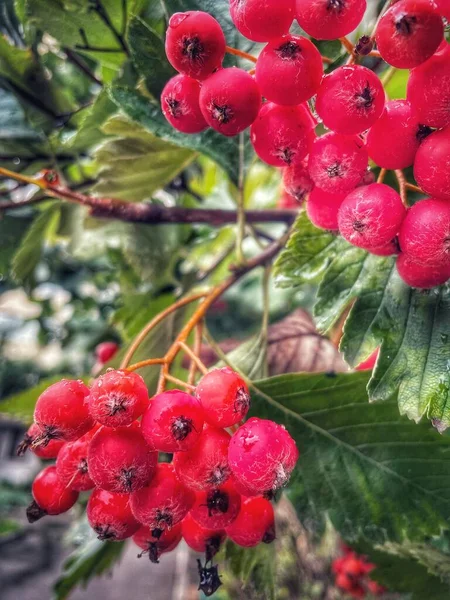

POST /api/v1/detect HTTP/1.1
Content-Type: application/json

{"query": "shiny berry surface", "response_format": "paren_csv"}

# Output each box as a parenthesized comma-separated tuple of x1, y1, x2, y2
(306, 188, 346, 231)
(182, 513, 226, 557)
(414, 127, 450, 202)
(190, 479, 241, 529)
(295, 0, 367, 40)
(56, 433, 94, 492)
(196, 367, 250, 428)
(230, 0, 295, 42)
(87, 489, 140, 541)
(29, 465, 79, 520)
(161, 74, 208, 134)
(225, 496, 275, 547)
(95, 341, 119, 364)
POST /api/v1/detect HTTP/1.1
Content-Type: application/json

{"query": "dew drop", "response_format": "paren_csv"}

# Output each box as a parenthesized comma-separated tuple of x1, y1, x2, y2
(169, 12, 188, 27)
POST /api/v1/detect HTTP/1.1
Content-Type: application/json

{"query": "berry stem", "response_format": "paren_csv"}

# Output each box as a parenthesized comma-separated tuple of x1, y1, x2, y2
(225, 46, 257, 63)
(178, 341, 209, 375)
(404, 182, 424, 194)
(321, 56, 333, 65)
(165, 373, 196, 392)
(188, 322, 204, 386)
(377, 168, 387, 184)
(394, 169, 409, 207)
(126, 357, 166, 372)
(339, 36, 355, 56)
(235, 132, 246, 266)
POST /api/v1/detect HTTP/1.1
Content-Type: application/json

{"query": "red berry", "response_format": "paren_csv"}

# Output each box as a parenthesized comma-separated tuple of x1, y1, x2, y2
(190, 479, 241, 529)
(375, 0, 443, 69)
(369, 238, 400, 256)
(316, 65, 385, 135)
(56, 434, 94, 492)
(17, 423, 65, 459)
(225, 496, 275, 547)
(133, 522, 182, 563)
(278, 190, 301, 209)
(173, 426, 231, 491)
(396, 253, 450, 288)
(195, 367, 250, 428)
(230, 473, 259, 497)
(295, 0, 367, 40)
(27, 465, 79, 523)
(435, 0, 450, 18)
(308, 133, 368, 194)
(199, 67, 261, 137)
(229, 0, 294, 42)
(283, 162, 314, 204)
(131, 463, 195, 534)
(332, 556, 347, 574)
(251, 102, 315, 167)
(165, 11, 225, 80)
(306, 188, 346, 231)
(355, 348, 379, 371)
(255, 35, 323, 106)
(342, 556, 367, 577)
(95, 341, 119, 364)
(87, 489, 140, 541)
(34, 379, 93, 445)
(414, 127, 450, 202)
(88, 426, 157, 493)
(182, 513, 226, 560)
(367, 580, 386, 595)
(338, 183, 406, 250)
(228, 417, 299, 494)
(141, 389, 204, 452)
(161, 74, 208, 134)
(398, 198, 450, 266)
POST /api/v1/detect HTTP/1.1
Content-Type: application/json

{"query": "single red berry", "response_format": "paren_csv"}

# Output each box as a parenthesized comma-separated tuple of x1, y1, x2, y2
(95, 341, 119, 364)
(414, 127, 450, 202)
(295, 0, 367, 40)
(165, 11, 226, 80)
(396, 253, 450, 288)
(229, 0, 295, 42)
(316, 65, 385, 135)
(161, 74, 208, 134)
(199, 68, 261, 137)
(27, 465, 79, 523)
(355, 348, 379, 371)
(173, 426, 231, 491)
(308, 133, 368, 194)
(283, 162, 314, 205)
(306, 188, 346, 231)
(88, 369, 149, 428)
(251, 102, 315, 167)
(369, 238, 400, 257)
(87, 488, 140, 541)
(133, 522, 182, 563)
(341, 555, 367, 577)
(228, 417, 299, 494)
(398, 198, 450, 266)
(256, 35, 323, 106)
(56, 433, 94, 492)
(182, 513, 226, 560)
(141, 389, 204, 452)
(435, 0, 450, 18)
(34, 379, 93, 446)
(332, 556, 347, 574)
(375, 0, 443, 69)
(225, 496, 275, 547)
(88, 426, 157, 493)
(195, 367, 250, 428)
(278, 190, 301, 209)
(17, 423, 65, 459)
(190, 479, 241, 529)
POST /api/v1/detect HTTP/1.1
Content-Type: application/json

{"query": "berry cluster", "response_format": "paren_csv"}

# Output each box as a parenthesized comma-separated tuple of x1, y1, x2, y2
(160, 1, 450, 289)
(20, 367, 298, 595)
(332, 545, 385, 599)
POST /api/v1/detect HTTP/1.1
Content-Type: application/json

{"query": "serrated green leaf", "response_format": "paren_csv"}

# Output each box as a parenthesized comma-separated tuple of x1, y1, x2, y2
(222, 540, 276, 600)
(219, 332, 268, 380)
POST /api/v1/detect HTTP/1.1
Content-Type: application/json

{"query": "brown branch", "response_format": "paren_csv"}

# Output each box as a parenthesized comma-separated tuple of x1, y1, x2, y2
(64, 48, 103, 86)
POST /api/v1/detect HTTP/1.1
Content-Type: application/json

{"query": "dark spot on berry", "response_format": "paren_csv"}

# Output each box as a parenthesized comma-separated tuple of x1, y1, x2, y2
(205, 489, 229, 516)
(205, 536, 222, 562)
(171, 416, 194, 441)
(276, 146, 296, 165)
(210, 103, 233, 124)
(118, 467, 135, 492)
(262, 523, 276, 544)
(327, 0, 345, 13)
(151, 527, 163, 539)
(395, 15, 417, 36)
(95, 524, 117, 541)
(276, 40, 301, 60)
(30, 425, 60, 450)
(327, 162, 343, 178)
(182, 36, 204, 61)
(355, 35, 374, 56)
(26, 500, 47, 523)
(234, 387, 250, 414)
(106, 393, 128, 416)
(197, 559, 222, 596)
(154, 508, 173, 530)
(353, 220, 366, 233)
(416, 124, 433, 143)
(207, 465, 229, 486)
(355, 83, 374, 110)
(78, 457, 88, 474)
(165, 96, 183, 118)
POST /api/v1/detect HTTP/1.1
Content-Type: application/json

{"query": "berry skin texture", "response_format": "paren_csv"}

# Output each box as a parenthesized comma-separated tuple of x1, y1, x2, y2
(173, 426, 231, 491)
(375, 0, 443, 69)
(396, 253, 450, 288)
(255, 35, 323, 106)
(141, 389, 204, 452)
(165, 11, 225, 81)
(306, 188, 346, 231)
(228, 417, 299, 494)
(131, 463, 195, 534)
(295, 0, 367, 40)
(195, 367, 250, 428)
(182, 513, 226, 559)
(316, 65, 385, 135)
(308, 133, 368, 194)
(398, 198, 450, 267)
(34, 379, 93, 445)
(414, 127, 450, 202)
(199, 68, 261, 137)
(225, 496, 275, 547)
(161, 75, 208, 134)
(88, 426, 157, 494)
(251, 103, 315, 167)
(87, 489, 140, 541)
(133, 522, 182, 563)
(190, 479, 241, 529)
(369, 238, 400, 257)
(89, 370, 149, 428)
(27, 465, 79, 523)
(56, 434, 94, 492)
(435, 0, 450, 18)
(338, 183, 406, 250)
(230, 0, 295, 42)
(17, 423, 65, 459)
(95, 342, 119, 364)
(283, 162, 314, 204)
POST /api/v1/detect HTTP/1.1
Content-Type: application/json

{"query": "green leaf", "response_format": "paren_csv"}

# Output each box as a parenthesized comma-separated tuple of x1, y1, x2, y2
(384, 68, 409, 100)
(221, 540, 276, 600)
(0, 213, 34, 278)
(220, 331, 268, 380)
(251, 372, 450, 544)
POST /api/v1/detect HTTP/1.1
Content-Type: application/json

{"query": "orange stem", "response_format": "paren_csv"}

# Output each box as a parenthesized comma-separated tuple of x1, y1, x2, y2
(339, 36, 355, 55)
(322, 56, 333, 64)
(126, 358, 166, 372)
(165, 374, 196, 392)
(188, 322, 204, 386)
(225, 45, 257, 63)
(178, 340, 208, 376)
(394, 169, 409, 207)
(377, 168, 387, 184)
(405, 183, 423, 194)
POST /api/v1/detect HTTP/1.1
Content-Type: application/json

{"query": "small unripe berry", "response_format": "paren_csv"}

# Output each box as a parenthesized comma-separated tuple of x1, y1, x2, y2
(225, 496, 275, 547)
(396, 254, 450, 289)
(414, 127, 450, 202)
(56, 433, 94, 492)
(87, 489, 140, 541)
(17, 423, 65, 459)
(229, 0, 295, 42)
(306, 188, 346, 231)
(95, 341, 119, 364)
(190, 479, 241, 529)
(182, 513, 226, 560)
(161, 75, 208, 134)
(133, 523, 182, 563)
(27, 465, 79, 523)
(295, 0, 367, 41)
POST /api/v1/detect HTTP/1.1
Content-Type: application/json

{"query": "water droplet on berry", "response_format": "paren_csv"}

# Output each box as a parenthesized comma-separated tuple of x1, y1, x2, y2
(169, 12, 188, 27)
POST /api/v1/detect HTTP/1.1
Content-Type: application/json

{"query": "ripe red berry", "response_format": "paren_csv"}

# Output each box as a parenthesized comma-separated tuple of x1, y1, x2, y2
(56, 434, 94, 492)
(88, 426, 157, 493)
(306, 188, 346, 231)
(34, 379, 93, 446)
(369, 239, 399, 256)
(27, 465, 79, 523)
(165, 11, 225, 80)
(414, 127, 450, 202)
(255, 35, 323, 106)
(278, 190, 301, 209)
(308, 133, 368, 194)
(397, 254, 450, 289)
(195, 368, 250, 428)
(338, 183, 406, 250)
(133, 522, 182, 563)
(375, 0, 443, 69)
(225, 496, 275, 547)
(161, 75, 208, 134)
(190, 479, 241, 529)
(407, 42, 450, 129)
(95, 341, 119, 364)
(17, 423, 65, 459)
(398, 198, 450, 267)
(295, 0, 367, 40)
(141, 389, 204, 452)
(173, 426, 231, 491)
(316, 65, 385, 135)
(251, 102, 315, 167)
(228, 417, 299, 494)
(283, 162, 314, 204)
(435, 0, 450, 18)
(199, 68, 261, 137)
(87, 489, 140, 541)
(182, 513, 226, 560)
(229, 0, 294, 42)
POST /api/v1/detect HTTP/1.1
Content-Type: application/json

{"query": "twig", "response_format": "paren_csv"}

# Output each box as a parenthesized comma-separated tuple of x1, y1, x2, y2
(178, 341, 208, 375)
(394, 169, 409, 207)
(188, 322, 204, 386)
(165, 373, 196, 392)
(235, 132, 246, 265)
(64, 48, 103, 86)
(377, 168, 387, 184)
(322, 56, 333, 64)
(405, 183, 424, 194)
(126, 358, 166, 372)
(90, 0, 129, 55)
(339, 36, 355, 56)
(225, 46, 257, 63)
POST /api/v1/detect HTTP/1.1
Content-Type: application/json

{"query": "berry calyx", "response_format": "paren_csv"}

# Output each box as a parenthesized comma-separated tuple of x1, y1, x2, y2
(56, 433, 94, 492)
(17, 423, 65, 459)
(225, 496, 275, 547)
(190, 479, 241, 529)
(161, 74, 208, 134)
(95, 341, 119, 364)
(133, 522, 182, 563)
(306, 188, 346, 231)
(295, 0, 367, 41)
(27, 465, 79, 523)
(229, 0, 295, 42)
(182, 513, 226, 561)
(414, 127, 450, 202)
(87, 489, 140, 541)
